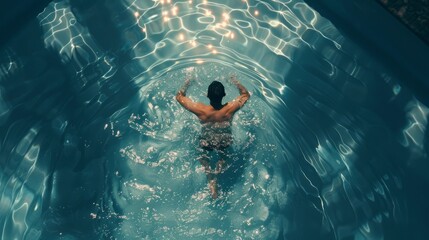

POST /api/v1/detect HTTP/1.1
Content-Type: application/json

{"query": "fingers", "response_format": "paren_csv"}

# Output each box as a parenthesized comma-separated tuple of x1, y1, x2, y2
(229, 73, 239, 85)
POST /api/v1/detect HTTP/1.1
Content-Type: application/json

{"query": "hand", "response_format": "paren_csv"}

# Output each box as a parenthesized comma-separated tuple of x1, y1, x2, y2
(185, 67, 195, 81)
(229, 73, 239, 85)
(179, 75, 192, 95)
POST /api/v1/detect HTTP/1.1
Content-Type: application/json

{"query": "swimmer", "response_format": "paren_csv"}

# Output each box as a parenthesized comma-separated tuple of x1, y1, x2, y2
(176, 73, 250, 199)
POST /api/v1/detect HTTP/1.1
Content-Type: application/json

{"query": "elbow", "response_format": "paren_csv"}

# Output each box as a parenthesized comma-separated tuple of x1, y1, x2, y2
(244, 91, 250, 99)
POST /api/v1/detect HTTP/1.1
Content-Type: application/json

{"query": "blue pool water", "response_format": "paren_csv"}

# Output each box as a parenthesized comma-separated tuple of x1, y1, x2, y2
(1, 0, 428, 239)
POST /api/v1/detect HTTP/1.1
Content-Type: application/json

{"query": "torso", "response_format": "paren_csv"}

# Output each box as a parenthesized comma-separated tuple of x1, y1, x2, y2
(197, 103, 233, 123)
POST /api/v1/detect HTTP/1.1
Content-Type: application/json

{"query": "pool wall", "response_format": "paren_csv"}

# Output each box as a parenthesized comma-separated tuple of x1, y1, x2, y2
(305, 0, 429, 105)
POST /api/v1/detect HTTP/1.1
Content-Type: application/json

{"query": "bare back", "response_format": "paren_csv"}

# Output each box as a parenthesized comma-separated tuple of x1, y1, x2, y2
(196, 103, 236, 123)
(176, 90, 250, 123)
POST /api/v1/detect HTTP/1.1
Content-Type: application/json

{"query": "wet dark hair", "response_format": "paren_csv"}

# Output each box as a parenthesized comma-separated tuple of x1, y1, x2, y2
(207, 81, 225, 102)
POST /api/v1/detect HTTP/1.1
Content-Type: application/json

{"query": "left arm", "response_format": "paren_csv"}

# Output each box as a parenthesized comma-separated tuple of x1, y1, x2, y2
(175, 78, 205, 116)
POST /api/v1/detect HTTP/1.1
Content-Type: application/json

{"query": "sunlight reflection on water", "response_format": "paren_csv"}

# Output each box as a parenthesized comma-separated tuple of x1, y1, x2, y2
(0, 0, 427, 239)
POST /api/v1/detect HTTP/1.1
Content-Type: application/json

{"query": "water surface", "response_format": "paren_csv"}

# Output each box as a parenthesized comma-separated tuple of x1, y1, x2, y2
(0, 0, 428, 239)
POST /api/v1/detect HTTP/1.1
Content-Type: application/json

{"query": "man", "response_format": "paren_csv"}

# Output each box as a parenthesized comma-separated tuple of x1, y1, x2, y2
(176, 74, 250, 199)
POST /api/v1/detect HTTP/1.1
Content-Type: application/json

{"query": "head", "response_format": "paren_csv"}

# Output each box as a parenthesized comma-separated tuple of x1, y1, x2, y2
(207, 81, 225, 103)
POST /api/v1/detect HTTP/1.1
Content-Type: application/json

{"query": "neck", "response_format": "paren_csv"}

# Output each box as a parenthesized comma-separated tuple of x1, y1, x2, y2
(210, 100, 223, 110)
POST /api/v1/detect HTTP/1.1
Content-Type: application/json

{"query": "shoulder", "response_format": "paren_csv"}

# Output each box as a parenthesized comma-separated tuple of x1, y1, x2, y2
(223, 95, 249, 115)
(176, 94, 210, 115)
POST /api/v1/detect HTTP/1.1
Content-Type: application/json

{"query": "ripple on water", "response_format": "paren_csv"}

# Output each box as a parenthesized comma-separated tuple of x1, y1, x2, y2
(110, 63, 285, 238)
(0, 0, 419, 239)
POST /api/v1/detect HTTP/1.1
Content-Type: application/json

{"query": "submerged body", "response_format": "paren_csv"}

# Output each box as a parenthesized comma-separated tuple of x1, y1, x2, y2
(200, 121, 232, 151)
(176, 76, 250, 198)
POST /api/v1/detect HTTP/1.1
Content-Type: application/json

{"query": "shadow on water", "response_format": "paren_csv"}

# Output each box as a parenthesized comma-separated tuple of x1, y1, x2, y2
(0, 2, 142, 237)
(2, 0, 429, 239)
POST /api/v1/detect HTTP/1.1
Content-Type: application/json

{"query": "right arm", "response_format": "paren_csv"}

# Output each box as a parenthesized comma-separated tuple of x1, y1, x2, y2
(227, 75, 250, 114)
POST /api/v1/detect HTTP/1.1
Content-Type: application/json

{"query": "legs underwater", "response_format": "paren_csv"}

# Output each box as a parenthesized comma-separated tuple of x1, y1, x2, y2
(197, 151, 227, 199)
